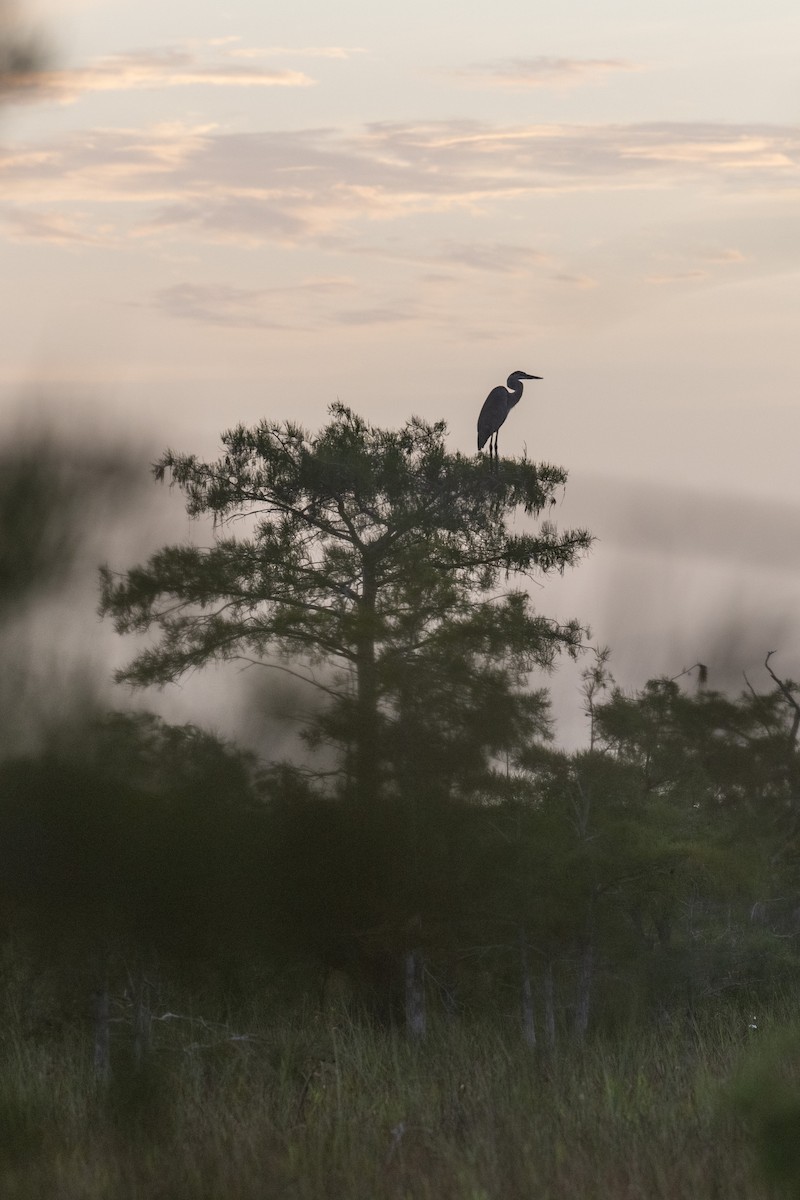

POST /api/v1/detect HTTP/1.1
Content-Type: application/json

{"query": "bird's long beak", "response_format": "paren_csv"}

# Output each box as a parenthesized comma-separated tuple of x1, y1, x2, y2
(524, 374, 542, 380)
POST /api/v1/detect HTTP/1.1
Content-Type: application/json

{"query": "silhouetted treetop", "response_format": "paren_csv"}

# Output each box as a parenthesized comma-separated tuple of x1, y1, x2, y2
(149, 404, 586, 576)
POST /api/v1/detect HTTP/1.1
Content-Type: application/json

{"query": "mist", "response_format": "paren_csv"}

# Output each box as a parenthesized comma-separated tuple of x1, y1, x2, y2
(0, 402, 334, 762)
(540, 470, 800, 746)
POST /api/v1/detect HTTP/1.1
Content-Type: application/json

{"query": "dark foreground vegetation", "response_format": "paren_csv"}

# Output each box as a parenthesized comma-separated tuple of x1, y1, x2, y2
(1, 409, 800, 1197)
(2, 973, 798, 1200)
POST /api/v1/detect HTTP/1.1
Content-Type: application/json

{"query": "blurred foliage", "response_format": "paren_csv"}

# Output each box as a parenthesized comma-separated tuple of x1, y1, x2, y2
(733, 1028, 800, 1197)
(0, 660, 797, 1033)
(0, 428, 140, 613)
(0, 712, 266, 965)
(0, 0, 48, 101)
(0, 435, 85, 609)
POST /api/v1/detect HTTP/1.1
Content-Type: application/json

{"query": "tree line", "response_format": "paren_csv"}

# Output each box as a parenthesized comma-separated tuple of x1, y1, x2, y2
(1, 406, 798, 1059)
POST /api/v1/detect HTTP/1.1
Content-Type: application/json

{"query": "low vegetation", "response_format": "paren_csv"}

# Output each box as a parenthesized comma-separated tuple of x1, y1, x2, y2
(0, 970, 790, 1200)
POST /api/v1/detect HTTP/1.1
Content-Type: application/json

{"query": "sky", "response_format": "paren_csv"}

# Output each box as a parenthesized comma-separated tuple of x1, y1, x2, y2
(1, 0, 799, 745)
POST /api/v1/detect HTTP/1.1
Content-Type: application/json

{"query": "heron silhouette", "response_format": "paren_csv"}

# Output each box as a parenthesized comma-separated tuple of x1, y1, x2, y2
(477, 370, 541, 463)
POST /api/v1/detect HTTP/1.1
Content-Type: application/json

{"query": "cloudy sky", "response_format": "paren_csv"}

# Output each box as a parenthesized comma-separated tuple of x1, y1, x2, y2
(2, 0, 799, 742)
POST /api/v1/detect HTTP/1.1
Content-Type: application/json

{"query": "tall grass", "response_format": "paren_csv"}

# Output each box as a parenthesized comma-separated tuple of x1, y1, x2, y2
(0, 992, 786, 1199)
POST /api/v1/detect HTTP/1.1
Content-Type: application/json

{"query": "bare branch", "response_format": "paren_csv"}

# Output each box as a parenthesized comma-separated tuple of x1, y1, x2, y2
(764, 651, 800, 745)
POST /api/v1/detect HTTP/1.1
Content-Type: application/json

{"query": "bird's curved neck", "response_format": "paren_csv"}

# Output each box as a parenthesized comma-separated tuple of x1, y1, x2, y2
(507, 376, 524, 405)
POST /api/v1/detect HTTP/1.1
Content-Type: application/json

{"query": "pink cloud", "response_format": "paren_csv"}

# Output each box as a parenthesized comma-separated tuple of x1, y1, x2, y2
(452, 57, 641, 90)
(2, 45, 313, 104)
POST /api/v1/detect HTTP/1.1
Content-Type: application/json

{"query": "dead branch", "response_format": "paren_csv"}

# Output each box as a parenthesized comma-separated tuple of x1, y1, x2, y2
(764, 652, 800, 745)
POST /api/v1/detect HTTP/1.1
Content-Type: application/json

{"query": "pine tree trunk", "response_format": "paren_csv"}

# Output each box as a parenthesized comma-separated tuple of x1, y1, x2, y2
(519, 928, 536, 1048)
(132, 971, 152, 1069)
(574, 942, 594, 1041)
(404, 949, 426, 1040)
(91, 983, 111, 1082)
(543, 960, 556, 1053)
(355, 566, 379, 806)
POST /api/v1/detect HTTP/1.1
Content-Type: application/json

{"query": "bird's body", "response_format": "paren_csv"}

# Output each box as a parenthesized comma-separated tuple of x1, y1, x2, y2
(477, 370, 541, 462)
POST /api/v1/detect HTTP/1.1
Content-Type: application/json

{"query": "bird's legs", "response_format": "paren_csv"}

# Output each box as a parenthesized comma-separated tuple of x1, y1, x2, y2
(482, 432, 499, 469)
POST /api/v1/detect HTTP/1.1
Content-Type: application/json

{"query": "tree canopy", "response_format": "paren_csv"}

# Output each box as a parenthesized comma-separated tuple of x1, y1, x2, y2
(101, 405, 592, 804)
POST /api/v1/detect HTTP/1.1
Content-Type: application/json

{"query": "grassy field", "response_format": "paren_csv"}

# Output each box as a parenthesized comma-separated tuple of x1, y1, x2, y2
(0, 989, 794, 1200)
